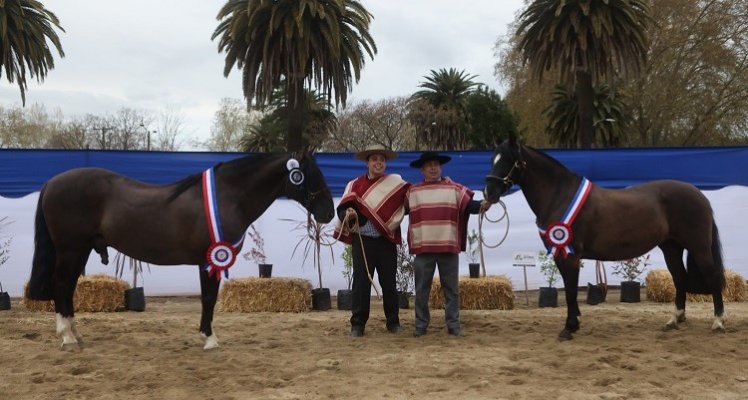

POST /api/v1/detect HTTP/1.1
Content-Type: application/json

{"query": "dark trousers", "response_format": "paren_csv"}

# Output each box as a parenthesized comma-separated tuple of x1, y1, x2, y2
(414, 253, 460, 331)
(350, 235, 399, 330)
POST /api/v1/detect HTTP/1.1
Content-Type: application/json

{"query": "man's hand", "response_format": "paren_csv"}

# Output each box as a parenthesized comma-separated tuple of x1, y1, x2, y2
(345, 207, 358, 228)
(480, 200, 491, 212)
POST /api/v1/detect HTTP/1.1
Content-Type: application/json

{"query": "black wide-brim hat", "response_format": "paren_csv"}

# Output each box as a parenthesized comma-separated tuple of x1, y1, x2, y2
(409, 151, 451, 168)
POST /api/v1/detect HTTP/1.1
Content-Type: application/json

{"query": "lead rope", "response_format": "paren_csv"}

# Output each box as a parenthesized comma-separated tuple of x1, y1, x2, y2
(477, 200, 510, 277)
(332, 213, 382, 298)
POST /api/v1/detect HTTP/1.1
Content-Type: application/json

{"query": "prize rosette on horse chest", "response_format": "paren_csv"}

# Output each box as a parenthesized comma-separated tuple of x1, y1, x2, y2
(207, 241, 237, 273)
(539, 177, 592, 258)
(544, 222, 573, 257)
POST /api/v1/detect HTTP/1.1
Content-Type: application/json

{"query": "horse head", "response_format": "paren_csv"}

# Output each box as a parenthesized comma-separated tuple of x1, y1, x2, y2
(484, 138, 525, 203)
(285, 153, 335, 223)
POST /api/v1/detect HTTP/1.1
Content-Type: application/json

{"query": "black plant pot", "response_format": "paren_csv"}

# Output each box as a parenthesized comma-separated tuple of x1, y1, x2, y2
(124, 287, 146, 312)
(0, 292, 10, 311)
(258, 263, 273, 278)
(312, 288, 331, 311)
(586, 283, 606, 305)
(337, 289, 353, 310)
(620, 281, 641, 303)
(468, 263, 481, 278)
(398, 291, 410, 309)
(538, 287, 558, 308)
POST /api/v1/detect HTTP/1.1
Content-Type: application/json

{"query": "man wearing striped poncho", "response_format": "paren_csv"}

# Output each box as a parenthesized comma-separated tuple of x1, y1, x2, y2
(407, 151, 489, 338)
(334, 145, 410, 338)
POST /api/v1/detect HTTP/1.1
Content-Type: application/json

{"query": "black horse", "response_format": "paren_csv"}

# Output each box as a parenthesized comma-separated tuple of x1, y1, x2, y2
(484, 139, 726, 340)
(27, 152, 334, 350)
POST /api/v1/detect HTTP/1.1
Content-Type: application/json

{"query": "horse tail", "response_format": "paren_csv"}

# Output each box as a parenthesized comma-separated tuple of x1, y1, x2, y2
(685, 221, 726, 294)
(27, 185, 56, 300)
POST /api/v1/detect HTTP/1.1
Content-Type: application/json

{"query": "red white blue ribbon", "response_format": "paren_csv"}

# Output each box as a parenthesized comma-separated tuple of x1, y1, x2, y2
(202, 168, 245, 280)
(538, 177, 592, 258)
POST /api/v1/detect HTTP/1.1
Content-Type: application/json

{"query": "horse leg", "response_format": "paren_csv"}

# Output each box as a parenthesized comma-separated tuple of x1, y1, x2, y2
(688, 251, 726, 332)
(556, 257, 581, 341)
(198, 267, 221, 350)
(660, 241, 687, 330)
(53, 250, 87, 351)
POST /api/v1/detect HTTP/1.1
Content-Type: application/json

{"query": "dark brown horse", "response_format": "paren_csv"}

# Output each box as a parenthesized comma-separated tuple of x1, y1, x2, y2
(27, 152, 334, 350)
(484, 139, 725, 340)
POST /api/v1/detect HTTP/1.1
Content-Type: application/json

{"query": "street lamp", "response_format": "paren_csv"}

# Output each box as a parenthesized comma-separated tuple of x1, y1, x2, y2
(139, 123, 157, 151)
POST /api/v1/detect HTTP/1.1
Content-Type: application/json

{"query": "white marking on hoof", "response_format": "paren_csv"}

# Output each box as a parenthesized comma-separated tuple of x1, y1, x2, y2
(201, 332, 220, 350)
(711, 314, 726, 332)
(664, 309, 685, 331)
(56, 314, 79, 350)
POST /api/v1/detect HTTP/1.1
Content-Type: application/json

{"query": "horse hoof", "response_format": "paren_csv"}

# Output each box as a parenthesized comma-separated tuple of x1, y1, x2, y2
(663, 321, 679, 331)
(558, 330, 574, 341)
(711, 321, 726, 333)
(60, 342, 81, 352)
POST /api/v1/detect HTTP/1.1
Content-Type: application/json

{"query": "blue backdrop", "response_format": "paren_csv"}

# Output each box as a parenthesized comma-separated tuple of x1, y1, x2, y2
(1, 146, 747, 198)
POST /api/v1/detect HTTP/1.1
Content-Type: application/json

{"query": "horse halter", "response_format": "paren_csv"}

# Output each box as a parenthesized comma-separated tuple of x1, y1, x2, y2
(485, 159, 525, 188)
(286, 157, 323, 209)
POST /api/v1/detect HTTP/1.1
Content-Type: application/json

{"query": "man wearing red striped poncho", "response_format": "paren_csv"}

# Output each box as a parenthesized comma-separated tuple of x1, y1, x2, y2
(334, 145, 410, 337)
(407, 151, 489, 338)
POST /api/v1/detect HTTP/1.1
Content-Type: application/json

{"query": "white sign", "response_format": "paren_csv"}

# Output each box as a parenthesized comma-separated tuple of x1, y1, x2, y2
(512, 251, 536, 267)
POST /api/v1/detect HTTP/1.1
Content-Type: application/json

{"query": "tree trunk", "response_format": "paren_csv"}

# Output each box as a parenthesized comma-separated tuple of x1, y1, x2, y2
(286, 78, 306, 153)
(576, 70, 595, 149)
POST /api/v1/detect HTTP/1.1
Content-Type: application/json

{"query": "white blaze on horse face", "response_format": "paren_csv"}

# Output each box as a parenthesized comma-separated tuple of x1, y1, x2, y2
(56, 313, 78, 346)
(492, 153, 501, 166)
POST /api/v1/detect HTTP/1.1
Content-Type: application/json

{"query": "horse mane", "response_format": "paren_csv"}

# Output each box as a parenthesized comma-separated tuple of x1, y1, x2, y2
(523, 144, 579, 177)
(165, 153, 284, 203)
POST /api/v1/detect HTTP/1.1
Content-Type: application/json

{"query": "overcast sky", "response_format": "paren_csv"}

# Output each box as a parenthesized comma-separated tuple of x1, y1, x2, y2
(0, 0, 525, 149)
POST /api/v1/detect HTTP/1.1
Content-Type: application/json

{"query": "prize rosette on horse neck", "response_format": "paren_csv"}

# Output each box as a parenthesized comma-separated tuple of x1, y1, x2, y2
(202, 167, 244, 280)
(539, 178, 592, 258)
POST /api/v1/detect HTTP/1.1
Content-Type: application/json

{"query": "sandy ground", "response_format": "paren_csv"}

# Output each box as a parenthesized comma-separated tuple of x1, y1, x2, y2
(1, 289, 747, 400)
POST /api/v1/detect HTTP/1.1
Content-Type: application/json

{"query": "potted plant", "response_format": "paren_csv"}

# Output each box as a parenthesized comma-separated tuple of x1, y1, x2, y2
(337, 245, 353, 310)
(0, 217, 12, 311)
(537, 250, 559, 308)
(114, 251, 149, 311)
(283, 213, 335, 311)
(243, 224, 272, 278)
(466, 229, 481, 278)
(395, 243, 415, 309)
(612, 254, 650, 303)
(586, 260, 607, 305)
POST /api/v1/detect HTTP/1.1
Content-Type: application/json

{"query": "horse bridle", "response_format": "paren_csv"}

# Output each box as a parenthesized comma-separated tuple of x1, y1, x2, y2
(485, 159, 526, 188)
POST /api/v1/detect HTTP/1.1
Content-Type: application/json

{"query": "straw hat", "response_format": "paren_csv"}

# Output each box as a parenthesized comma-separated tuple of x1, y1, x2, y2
(409, 151, 451, 168)
(355, 144, 398, 161)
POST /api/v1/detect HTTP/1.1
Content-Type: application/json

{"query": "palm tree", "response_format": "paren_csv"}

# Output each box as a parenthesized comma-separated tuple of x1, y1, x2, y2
(0, 0, 65, 105)
(543, 84, 628, 148)
(241, 85, 337, 152)
(212, 0, 376, 152)
(409, 68, 479, 150)
(516, 0, 649, 148)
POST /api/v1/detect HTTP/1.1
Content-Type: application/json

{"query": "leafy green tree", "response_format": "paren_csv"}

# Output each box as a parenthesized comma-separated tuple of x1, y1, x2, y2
(213, 0, 376, 152)
(516, 0, 650, 148)
(409, 68, 479, 150)
(241, 86, 337, 152)
(0, 0, 65, 105)
(543, 84, 628, 148)
(464, 86, 518, 149)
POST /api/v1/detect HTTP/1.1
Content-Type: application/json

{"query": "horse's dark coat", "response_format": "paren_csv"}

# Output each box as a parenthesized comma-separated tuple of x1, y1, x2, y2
(484, 139, 725, 339)
(27, 152, 334, 348)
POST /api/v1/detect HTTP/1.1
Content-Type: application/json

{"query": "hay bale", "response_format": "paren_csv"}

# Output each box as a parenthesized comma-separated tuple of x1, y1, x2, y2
(645, 269, 747, 303)
(429, 275, 514, 310)
(645, 270, 676, 302)
(22, 274, 128, 312)
(218, 277, 311, 312)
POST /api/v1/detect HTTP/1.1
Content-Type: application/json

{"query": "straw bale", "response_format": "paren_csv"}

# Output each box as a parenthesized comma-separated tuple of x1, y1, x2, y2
(218, 277, 311, 312)
(22, 274, 128, 312)
(429, 275, 514, 310)
(645, 270, 676, 303)
(645, 269, 746, 303)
